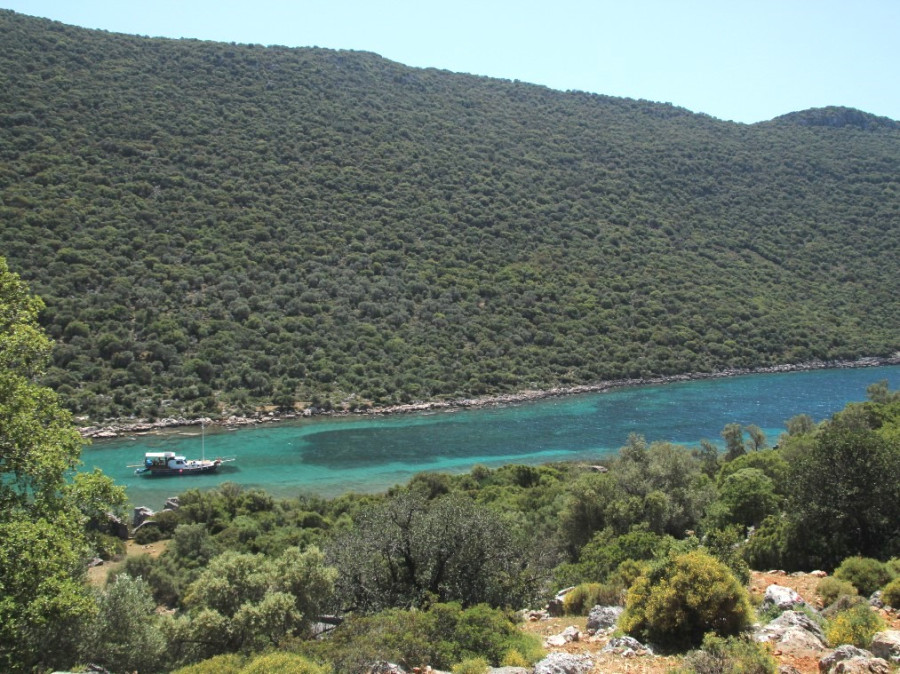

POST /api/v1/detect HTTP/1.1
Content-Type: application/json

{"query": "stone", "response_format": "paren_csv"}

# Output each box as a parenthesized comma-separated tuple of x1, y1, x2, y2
(869, 630, 900, 663)
(603, 635, 653, 655)
(869, 591, 884, 609)
(818, 645, 891, 674)
(811, 570, 828, 578)
(132, 506, 154, 528)
(533, 652, 595, 674)
(762, 584, 807, 612)
(586, 605, 623, 632)
(368, 663, 407, 674)
(547, 586, 575, 617)
(487, 668, 529, 674)
(163, 497, 180, 511)
(755, 610, 827, 655)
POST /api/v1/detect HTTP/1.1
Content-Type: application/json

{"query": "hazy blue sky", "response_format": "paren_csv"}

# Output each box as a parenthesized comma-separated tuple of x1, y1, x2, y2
(3, 0, 898, 123)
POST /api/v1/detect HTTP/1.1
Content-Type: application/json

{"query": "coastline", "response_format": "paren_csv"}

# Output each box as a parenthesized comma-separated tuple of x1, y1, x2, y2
(79, 355, 900, 439)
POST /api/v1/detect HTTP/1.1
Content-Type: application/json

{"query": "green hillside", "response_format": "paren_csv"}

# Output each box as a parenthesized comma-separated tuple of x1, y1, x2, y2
(1, 10, 898, 420)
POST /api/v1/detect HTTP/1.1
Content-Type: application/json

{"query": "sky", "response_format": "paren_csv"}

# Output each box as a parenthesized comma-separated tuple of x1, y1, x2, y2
(2, 0, 898, 124)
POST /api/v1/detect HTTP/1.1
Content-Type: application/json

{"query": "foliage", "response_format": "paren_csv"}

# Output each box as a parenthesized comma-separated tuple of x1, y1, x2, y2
(785, 414, 900, 568)
(704, 468, 780, 530)
(452, 657, 490, 674)
(833, 557, 893, 596)
(0, 258, 123, 672)
(170, 546, 335, 663)
(78, 574, 167, 674)
(562, 582, 623, 615)
(0, 13, 897, 420)
(816, 577, 859, 607)
(304, 602, 542, 672)
(881, 577, 900, 608)
(172, 652, 329, 674)
(327, 491, 540, 611)
(620, 549, 753, 651)
(675, 634, 777, 674)
(825, 604, 885, 648)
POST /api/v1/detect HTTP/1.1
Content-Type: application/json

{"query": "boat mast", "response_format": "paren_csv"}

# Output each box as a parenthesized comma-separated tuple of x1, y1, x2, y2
(201, 419, 205, 461)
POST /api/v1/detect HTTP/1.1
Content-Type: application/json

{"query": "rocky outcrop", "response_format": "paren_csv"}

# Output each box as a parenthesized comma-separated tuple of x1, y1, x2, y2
(546, 587, 574, 617)
(586, 605, 623, 633)
(533, 652, 594, 674)
(755, 610, 827, 655)
(819, 645, 890, 674)
(869, 630, 900, 663)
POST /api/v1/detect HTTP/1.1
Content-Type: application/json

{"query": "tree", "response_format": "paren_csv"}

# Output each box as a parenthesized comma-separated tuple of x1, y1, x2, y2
(0, 258, 125, 671)
(721, 423, 746, 461)
(787, 415, 900, 567)
(328, 492, 538, 612)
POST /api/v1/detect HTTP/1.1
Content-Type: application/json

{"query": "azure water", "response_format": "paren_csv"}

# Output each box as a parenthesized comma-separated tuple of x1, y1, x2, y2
(84, 365, 900, 508)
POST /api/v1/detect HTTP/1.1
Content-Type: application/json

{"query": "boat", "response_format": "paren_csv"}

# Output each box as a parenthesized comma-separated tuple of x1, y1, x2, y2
(134, 451, 225, 476)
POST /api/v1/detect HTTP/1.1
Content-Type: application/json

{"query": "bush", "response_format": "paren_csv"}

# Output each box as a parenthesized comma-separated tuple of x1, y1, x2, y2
(881, 577, 900, 608)
(133, 522, 164, 544)
(825, 604, 885, 648)
(171, 654, 246, 674)
(833, 557, 892, 596)
(561, 582, 623, 615)
(675, 634, 777, 674)
(240, 653, 329, 674)
(500, 649, 530, 667)
(452, 657, 489, 674)
(621, 550, 753, 651)
(816, 577, 859, 607)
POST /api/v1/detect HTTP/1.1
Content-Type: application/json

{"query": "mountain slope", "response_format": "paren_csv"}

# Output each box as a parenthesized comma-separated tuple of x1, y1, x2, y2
(1, 10, 898, 420)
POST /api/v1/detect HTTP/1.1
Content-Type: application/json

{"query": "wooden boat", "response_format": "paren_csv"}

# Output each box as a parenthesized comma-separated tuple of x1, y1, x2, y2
(134, 451, 225, 476)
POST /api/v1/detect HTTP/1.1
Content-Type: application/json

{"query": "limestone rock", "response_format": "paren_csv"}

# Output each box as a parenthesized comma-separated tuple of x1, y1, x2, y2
(602, 635, 653, 655)
(819, 646, 890, 674)
(547, 587, 574, 617)
(586, 605, 623, 633)
(869, 630, 900, 663)
(545, 625, 581, 647)
(869, 591, 884, 609)
(132, 506, 154, 528)
(487, 668, 530, 674)
(533, 652, 594, 674)
(762, 584, 807, 612)
(755, 610, 827, 655)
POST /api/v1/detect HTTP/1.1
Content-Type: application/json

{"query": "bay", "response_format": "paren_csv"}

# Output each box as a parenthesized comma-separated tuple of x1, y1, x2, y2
(84, 365, 900, 508)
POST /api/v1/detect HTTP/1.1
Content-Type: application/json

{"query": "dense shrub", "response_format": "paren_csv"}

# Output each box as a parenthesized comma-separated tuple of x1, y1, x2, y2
(825, 604, 885, 648)
(452, 657, 489, 674)
(881, 577, 900, 608)
(620, 550, 753, 651)
(562, 582, 623, 615)
(305, 602, 542, 672)
(816, 577, 859, 607)
(675, 634, 777, 674)
(833, 557, 892, 596)
(171, 653, 328, 674)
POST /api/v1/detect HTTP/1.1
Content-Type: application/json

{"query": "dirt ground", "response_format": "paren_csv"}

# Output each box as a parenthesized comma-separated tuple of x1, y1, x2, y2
(523, 570, 900, 674)
(86, 538, 169, 587)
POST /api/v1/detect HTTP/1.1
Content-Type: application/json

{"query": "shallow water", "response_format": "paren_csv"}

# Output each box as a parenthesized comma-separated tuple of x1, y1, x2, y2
(84, 365, 900, 508)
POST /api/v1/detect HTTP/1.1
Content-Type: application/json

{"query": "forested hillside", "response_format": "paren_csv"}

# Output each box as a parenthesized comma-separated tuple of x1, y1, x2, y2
(1, 10, 897, 420)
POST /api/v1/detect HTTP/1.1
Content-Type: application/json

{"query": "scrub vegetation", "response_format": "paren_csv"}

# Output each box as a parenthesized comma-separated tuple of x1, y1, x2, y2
(0, 11, 898, 420)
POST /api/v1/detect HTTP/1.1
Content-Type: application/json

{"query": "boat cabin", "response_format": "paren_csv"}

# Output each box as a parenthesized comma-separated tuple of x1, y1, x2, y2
(144, 451, 188, 470)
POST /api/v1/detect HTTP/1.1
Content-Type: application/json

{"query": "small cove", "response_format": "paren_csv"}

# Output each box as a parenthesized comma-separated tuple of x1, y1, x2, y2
(84, 365, 900, 508)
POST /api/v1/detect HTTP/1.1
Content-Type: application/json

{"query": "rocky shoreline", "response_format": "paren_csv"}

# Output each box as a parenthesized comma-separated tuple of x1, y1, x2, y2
(79, 356, 900, 439)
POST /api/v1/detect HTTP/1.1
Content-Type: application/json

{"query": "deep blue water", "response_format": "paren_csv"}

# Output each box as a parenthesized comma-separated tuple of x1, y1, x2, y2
(83, 365, 900, 507)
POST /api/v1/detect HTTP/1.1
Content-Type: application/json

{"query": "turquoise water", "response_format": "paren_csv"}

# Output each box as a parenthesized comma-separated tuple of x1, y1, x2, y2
(84, 365, 900, 508)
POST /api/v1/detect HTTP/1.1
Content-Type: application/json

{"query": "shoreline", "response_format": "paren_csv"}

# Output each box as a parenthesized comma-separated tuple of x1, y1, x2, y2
(79, 355, 900, 439)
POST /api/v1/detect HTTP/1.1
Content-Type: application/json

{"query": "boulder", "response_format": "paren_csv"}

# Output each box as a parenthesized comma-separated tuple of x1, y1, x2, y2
(762, 584, 807, 612)
(755, 610, 827, 655)
(533, 652, 594, 674)
(545, 625, 581, 647)
(819, 646, 890, 674)
(368, 663, 407, 674)
(869, 630, 900, 663)
(586, 605, 623, 633)
(547, 587, 575, 617)
(602, 635, 653, 655)
(869, 591, 884, 609)
(163, 497, 180, 511)
(487, 669, 530, 674)
(132, 506, 154, 528)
